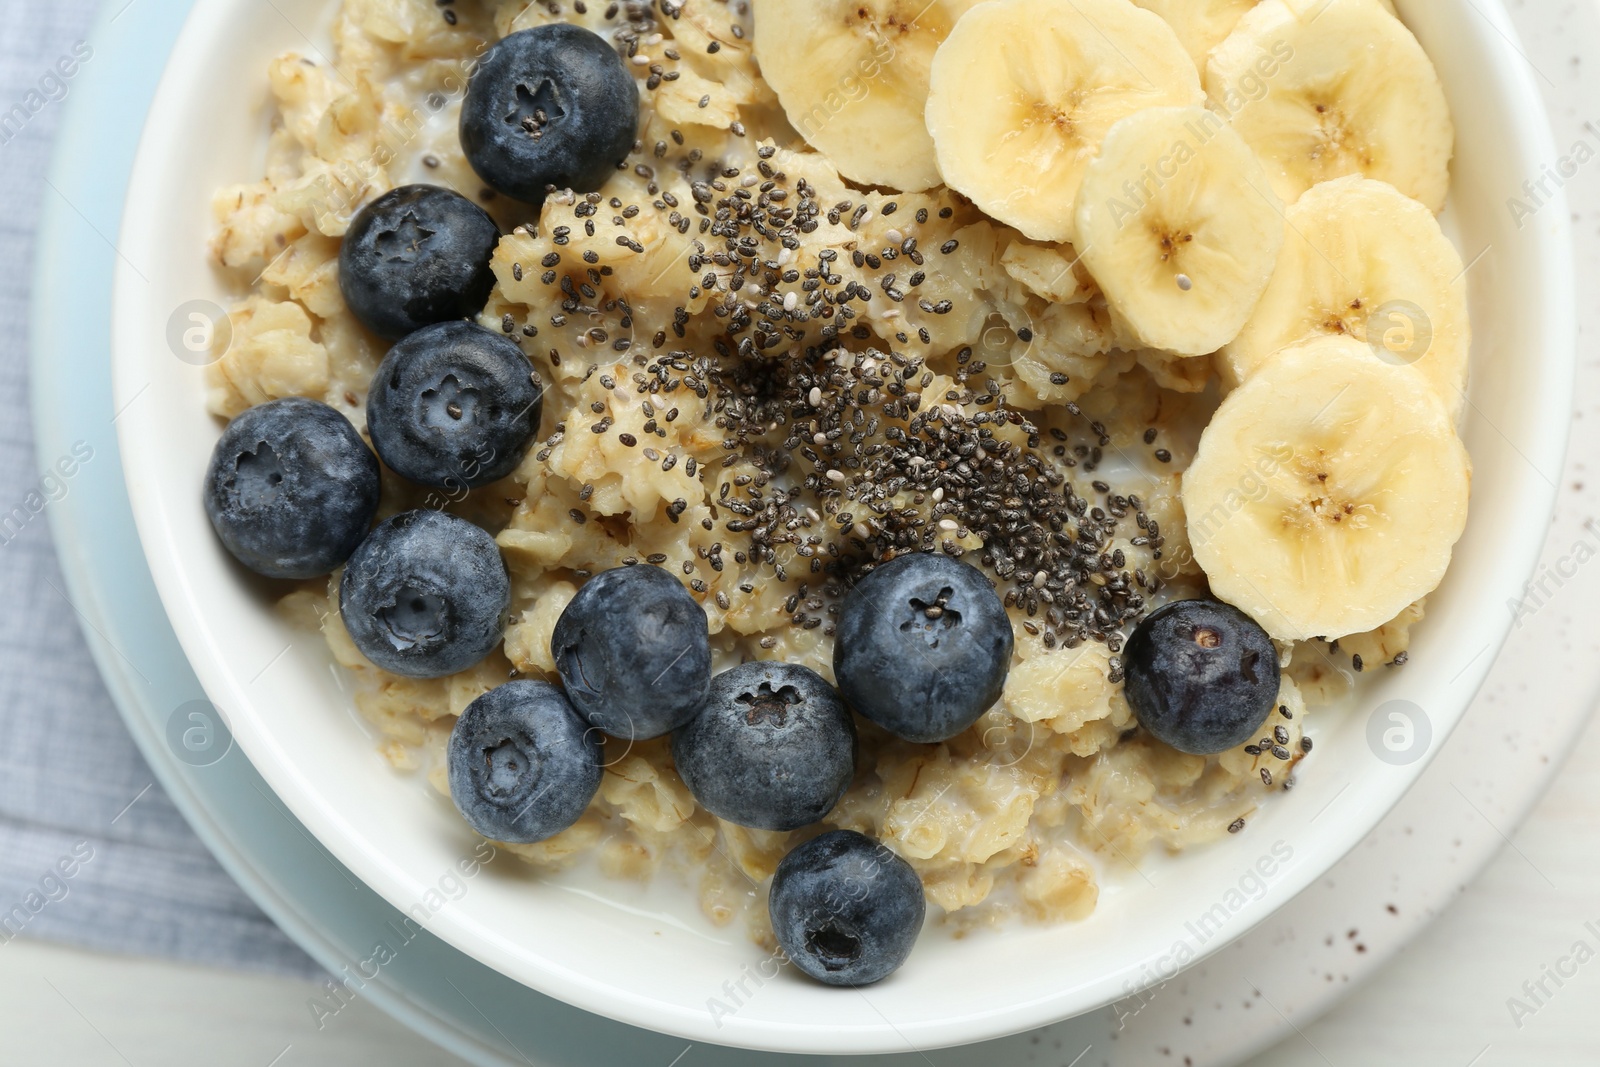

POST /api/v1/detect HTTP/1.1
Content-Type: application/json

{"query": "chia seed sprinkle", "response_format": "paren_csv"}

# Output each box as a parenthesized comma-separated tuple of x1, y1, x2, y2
(472, 105, 1174, 663)
(690, 341, 1152, 646)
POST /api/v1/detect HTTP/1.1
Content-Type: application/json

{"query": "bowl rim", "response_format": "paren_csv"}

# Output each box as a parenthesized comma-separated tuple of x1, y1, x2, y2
(110, 0, 1576, 1053)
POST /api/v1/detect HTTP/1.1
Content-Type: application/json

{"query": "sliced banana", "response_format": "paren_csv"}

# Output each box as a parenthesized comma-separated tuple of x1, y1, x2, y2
(1220, 175, 1470, 419)
(751, 0, 980, 192)
(1133, 0, 1396, 73)
(1075, 106, 1284, 356)
(1131, 0, 1258, 72)
(1183, 335, 1470, 641)
(1206, 0, 1453, 213)
(925, 0, 1202, 244)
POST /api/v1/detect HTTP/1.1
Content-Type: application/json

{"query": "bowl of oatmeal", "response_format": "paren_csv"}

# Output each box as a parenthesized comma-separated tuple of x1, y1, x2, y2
(111, 0, 1572, 1053)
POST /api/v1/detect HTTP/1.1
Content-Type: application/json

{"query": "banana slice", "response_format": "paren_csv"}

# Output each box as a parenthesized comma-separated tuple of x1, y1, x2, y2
(925, 0, 1202, 243)
(1183, 335, 1470, 641)
(751, 0, 981, 192)
(1133, 0, 1396, 72)
(1206, 0, 1453, 213)
(1075, 106, 1284, 356)
(1220, 175, 1469, 419)
(1131, 0, 1258, 71)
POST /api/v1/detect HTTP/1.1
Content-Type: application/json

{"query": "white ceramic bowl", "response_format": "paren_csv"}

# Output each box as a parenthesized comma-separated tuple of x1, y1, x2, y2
(112, 0, 1573, 1054)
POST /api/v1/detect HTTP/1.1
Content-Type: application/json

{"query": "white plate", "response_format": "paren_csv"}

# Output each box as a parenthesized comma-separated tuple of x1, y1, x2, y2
(102, 0, 1574, 1055)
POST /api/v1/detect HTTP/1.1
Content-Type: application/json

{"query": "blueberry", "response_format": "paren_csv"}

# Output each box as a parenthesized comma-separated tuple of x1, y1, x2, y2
(551, 565, 711, 740)
(833, 554, 1014, 743)
(203, 397, 380, 580)
(769, 830, 925, 987)
(1124, 599, 1280, 755)
(447, 679, 603, 843)
(460, 25, 639, 205)
(338, 184, 500, 341)
(366, 321, 543, 490)
(671, 661, 855, 832)
(339, 509, 510, 678)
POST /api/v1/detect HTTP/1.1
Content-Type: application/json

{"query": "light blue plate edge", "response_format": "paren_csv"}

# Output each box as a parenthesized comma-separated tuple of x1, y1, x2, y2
(23, 6, 1078, 1065)
(26, 4, 571, 1065)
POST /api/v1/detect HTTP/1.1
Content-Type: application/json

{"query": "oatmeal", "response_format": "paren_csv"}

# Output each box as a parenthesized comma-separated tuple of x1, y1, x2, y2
(205, 0, 1467, 953)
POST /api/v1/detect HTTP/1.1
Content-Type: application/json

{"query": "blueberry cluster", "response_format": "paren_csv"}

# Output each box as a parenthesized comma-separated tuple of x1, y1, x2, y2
(430, 551, 1007, 985)
(534, 559, 1011, 985)
(449, 589, 928, 985)
(205, 171, 538, 684)
(203, 22, 641, 594)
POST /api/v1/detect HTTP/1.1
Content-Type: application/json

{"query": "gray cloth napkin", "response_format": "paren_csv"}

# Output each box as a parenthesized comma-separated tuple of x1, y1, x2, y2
(1, 0, 321, 980)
